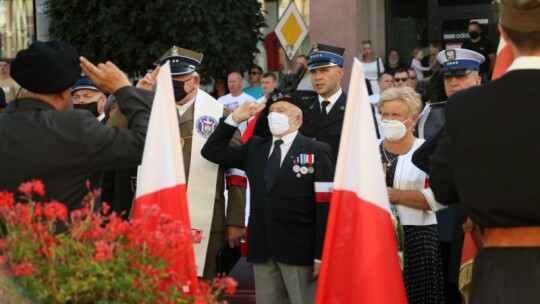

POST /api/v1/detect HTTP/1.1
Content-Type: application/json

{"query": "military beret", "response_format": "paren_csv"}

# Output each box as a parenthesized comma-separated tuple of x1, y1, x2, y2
(266, 88, 305, 113)
(307, 43, 346, 71)
(437, 49, 485, 77)
(10, 41, 81, 94)
(500, 0, 540, 32)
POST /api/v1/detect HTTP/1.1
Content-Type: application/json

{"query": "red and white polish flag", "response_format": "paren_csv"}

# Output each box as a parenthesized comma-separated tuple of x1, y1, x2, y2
(492, 35, 514, 80)
(132, 62, 198, 294)
(315, 59, 407, 304)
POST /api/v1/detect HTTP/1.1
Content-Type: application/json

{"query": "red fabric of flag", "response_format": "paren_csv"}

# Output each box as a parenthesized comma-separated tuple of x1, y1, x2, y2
(316, 59, 407, 304)
(492, 37, 514, 80)
(132, 62, 198, 294)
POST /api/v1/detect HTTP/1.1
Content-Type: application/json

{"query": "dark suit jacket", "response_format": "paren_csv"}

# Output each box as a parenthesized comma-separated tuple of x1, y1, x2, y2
(430, 69, 540, 228)
(412, 128, 444, 174)
(202, 122, 335, 265)
(0, 86, 152, 211)
(299, 92, 347, 161)
(413, 102, 446, 140)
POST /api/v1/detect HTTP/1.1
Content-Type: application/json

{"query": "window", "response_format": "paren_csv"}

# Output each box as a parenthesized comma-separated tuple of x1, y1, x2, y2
(0, 0, 35, 58)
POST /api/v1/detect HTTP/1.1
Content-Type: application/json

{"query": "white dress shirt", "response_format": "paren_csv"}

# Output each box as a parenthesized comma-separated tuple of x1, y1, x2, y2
(267, 131, 298, 166)
(318, 88, 342, 114)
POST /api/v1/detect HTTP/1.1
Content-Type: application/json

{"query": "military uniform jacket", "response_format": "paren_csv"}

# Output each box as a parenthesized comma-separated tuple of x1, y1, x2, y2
(180, 104, 246, 231)
(0, 86, 152, 211)
(299, 92, 347, 161)
(202, 123, 335, 265)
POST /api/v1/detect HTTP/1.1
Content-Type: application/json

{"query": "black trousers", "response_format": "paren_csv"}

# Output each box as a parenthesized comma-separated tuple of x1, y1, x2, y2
(471, 247, 540, 304)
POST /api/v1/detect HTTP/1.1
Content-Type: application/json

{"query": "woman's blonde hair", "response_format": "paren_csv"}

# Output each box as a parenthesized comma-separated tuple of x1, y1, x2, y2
(361, 40, 375, 61)
(379, 86, 422, 116)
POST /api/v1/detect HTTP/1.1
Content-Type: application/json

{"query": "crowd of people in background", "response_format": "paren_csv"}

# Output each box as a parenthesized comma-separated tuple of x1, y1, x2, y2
(1, 0, 539, 303)
(0, 29, 496, 304)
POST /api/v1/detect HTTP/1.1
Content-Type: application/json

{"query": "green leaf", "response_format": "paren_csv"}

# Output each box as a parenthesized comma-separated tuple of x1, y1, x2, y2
(47, 0, 266, 84)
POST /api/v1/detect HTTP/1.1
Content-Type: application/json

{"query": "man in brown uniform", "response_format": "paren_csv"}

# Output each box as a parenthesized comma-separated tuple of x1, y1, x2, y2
(118, 46, 247, 280)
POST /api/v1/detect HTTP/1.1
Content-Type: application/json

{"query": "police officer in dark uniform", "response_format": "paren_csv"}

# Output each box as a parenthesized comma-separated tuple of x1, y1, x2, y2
(414, 102, 446, 140)
(413, 48, 484, 170)
(299, 43, 347, 161)
(412, 48, 484, 304)
(430, 1, 540, 302)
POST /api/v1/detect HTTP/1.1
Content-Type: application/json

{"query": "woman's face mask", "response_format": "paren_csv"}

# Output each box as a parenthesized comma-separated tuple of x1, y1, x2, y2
(380, 117, 412, 141)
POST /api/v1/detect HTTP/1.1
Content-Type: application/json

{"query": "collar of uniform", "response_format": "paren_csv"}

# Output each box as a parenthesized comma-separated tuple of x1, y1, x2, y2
(4, 98, 55, 112)
(507, 56, 540, 72)
(176, 96, 196, 116)
(318, 88, 342, 106)
(97, 112, 106, 121)
(273, 130, 298, 146)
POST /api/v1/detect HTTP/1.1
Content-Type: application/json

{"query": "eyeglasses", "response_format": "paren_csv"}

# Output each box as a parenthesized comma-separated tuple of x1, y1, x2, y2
(394, 77, 409, 82)
(249, 71, 260, 75)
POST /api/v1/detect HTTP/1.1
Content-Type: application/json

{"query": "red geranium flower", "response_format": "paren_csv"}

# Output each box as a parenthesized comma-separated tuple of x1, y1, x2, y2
(18, 179, 45, 197)
(0, 180, 237, 303)
(0, 190, 14, 207)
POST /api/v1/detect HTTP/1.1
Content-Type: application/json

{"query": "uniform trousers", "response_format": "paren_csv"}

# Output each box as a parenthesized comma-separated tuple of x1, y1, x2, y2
(202, 231, 225, 280)
(253, 258, 316, 304)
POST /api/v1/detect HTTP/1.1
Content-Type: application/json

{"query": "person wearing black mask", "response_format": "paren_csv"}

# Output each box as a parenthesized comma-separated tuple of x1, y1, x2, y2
(461, 21, 496, 83)
(118, 45, 247, 280)
(72, 76, 108, 123)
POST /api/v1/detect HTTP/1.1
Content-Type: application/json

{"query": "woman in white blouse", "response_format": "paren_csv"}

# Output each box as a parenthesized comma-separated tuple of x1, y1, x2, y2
(360, 40, 385, 94)
(378, 86, 444, 304)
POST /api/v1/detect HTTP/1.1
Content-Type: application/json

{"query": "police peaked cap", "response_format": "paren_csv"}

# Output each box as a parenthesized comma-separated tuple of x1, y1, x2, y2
(71, 76, 102, 95)
(437, 49, 485, 77)
(307, 43, 345, 70)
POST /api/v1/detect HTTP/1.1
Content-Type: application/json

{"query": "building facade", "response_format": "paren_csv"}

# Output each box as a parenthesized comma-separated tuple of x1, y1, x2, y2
(8, 0, 500, 81)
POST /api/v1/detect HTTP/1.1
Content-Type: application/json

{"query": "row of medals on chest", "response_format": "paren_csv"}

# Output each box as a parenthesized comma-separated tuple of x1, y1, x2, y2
(293, 154, 315, 178)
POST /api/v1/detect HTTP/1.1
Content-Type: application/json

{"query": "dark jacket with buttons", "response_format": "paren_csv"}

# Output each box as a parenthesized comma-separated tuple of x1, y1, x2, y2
(299, 92, 347, 161)
(202, 122, 335, 265)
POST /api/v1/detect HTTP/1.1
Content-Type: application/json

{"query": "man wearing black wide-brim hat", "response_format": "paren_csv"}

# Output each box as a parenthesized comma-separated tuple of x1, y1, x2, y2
(202, 89, 335, 304)
(429, 0, 540, 303)
(0, 41, 153, 212)
(299, 43, 347, 162)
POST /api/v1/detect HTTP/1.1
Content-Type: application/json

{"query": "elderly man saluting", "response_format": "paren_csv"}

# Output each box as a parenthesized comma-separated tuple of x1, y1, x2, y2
(202, 90, 335, 304)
